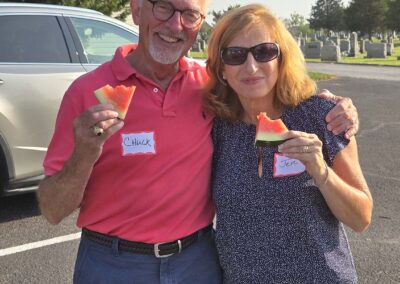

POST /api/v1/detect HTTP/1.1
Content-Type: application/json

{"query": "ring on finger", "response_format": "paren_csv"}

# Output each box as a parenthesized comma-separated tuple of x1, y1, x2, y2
(302, 145, 311, 153)
(93, 125, 104, 136)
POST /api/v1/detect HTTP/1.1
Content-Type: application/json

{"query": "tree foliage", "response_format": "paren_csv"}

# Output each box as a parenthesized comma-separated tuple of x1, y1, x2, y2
(6, 0, 131, 20)
(386, 0, 400, 31)
(309, 0, 345, 32)
(345, 0, 388, 38)
(209, 4, 240, 25)
(284, 13, 313, 36)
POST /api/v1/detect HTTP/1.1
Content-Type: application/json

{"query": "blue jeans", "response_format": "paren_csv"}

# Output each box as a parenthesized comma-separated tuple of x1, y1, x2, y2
(73, 229, 222, 284)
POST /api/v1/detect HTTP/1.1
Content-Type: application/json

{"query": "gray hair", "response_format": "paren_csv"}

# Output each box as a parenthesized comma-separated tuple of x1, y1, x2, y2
(140, 0, 212, 10)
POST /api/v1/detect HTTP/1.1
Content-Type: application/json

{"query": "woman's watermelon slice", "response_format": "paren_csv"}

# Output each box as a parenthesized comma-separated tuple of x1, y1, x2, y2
(94, 84, 136, 119)
(255, 112, 288, 147)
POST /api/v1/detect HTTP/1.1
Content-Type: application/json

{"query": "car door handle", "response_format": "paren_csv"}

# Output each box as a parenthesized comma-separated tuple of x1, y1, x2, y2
(0, 79, 4, 85)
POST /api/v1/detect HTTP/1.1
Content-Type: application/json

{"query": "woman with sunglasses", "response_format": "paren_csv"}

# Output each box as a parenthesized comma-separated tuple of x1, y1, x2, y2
(204, 4, 373, 283)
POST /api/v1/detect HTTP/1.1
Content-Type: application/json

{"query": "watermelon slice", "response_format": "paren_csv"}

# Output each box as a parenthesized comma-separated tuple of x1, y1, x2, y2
(94, 84, 136, 119)
(255, 112, 288, 147)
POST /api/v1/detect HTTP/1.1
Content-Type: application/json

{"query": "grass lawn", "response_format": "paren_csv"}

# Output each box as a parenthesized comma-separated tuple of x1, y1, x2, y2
(309, 72, 335, 81)
(189, 51, 207, 59)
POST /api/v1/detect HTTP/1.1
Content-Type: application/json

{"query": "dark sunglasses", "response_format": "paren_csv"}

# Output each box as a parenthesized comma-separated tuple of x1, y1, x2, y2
(220, 42, 280, 65)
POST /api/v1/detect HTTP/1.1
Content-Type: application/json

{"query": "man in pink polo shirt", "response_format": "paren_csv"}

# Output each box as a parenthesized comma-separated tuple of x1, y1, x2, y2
(37, 0, 359, 283)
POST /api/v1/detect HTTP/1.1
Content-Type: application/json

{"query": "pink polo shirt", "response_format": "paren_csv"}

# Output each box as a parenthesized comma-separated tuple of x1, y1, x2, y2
(43, 44, 215, 243)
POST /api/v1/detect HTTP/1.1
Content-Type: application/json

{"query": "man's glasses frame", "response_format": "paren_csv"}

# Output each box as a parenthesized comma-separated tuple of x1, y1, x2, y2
(146, 0, 205, 29)
(220, 42, 281, 66)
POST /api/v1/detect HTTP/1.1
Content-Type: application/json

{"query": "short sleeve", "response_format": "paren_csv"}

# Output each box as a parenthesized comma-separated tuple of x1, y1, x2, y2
(42, 82, 81, 176)
(290, 96, 350, 167)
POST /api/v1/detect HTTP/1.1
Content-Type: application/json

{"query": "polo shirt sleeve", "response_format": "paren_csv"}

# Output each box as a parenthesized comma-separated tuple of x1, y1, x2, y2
(43, 82, 82, 176)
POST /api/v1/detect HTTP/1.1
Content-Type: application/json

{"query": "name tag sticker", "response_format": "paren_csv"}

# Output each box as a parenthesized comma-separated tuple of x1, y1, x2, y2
(121, 132, 156, 156)
(273, 153, 306, 177)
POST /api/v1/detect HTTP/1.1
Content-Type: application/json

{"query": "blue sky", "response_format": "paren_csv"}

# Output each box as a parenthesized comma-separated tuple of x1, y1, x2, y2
(207, 0, 351, 23)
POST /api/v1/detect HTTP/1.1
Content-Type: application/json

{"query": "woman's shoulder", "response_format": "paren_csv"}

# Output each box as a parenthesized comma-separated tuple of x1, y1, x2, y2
(212, 117, 225, 132)
(286, 95, 349, 165)
(297, 95, 337, 115)
(213, 117, 241, 131)
(285, 95, 336, 127)
(212, 117, 230, 144)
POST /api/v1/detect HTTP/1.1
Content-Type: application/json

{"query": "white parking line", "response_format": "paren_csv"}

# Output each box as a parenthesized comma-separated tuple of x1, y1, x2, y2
(0, 232, 81, 257)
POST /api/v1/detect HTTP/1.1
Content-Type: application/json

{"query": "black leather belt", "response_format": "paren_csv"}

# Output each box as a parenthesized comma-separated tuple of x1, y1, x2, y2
(82, 224, 212, 258)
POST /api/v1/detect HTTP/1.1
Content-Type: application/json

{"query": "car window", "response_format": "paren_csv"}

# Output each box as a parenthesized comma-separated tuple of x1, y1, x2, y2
(70, 17, 138, 64)
(0, 15, 71, 63)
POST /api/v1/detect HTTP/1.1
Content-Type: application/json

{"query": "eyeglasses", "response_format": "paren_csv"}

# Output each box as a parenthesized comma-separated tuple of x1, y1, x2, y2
(147, 0, 205, 29)
(220, 42, 280, 66)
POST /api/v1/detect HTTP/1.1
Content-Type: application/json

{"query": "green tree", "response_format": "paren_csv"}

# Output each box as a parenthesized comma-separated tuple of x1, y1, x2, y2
(7, 0, 131, 20)
(284, 13, 313, 36)
(210, 4, 241, 25)
(309, 0, 345, 32)
(386, 0, 400, 31)
(345, 0, 388, 38)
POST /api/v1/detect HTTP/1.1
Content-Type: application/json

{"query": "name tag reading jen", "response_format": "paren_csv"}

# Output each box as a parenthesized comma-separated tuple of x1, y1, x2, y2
(121, 132, 156, 156)
(273, 153, 306, 177)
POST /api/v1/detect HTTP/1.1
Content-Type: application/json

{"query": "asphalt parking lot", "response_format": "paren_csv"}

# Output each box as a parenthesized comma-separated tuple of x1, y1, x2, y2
(318, 76, 400, 284)
(0, 67, 399, 283)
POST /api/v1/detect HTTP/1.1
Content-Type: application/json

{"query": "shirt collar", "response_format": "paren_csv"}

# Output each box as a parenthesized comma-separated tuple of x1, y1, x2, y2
(111, 44, 203, 81)
(111, 44, 137, 81)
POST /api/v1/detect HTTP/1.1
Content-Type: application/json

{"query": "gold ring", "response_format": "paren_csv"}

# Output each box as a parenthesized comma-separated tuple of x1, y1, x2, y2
(93, 125, 104, 136)
(303, 145, 310, 153)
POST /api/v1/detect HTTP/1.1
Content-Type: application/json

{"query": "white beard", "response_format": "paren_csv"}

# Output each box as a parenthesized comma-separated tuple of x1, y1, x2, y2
(149, 43, 185, 64)
(149, 30, 187, 64)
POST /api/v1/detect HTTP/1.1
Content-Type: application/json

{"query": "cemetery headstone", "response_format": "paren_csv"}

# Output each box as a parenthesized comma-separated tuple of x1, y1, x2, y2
(191, 41, 202, 52)
(349, 32, 359, 57)
(387, 37, 394, 56)
(366, 43, 387, 58)
(321, 45, 341, 62)
(360, 40, 366, 53)
(330, 36, 340, 46)
(304, 41, 323, 59)
(340, 40, 350, 54)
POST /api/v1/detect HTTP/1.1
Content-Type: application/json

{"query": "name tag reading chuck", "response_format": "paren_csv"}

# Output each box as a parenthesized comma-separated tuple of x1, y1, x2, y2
(273, 153, 306, 177)
(121, 132, 156, 156)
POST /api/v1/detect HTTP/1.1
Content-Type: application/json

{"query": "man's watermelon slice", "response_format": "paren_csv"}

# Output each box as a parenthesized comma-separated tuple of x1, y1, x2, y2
(255, 112, 288, 147)
(94, 84, 136, 119)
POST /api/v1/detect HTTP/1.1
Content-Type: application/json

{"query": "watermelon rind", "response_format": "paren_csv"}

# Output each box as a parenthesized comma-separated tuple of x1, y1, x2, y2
(94, 85, 135, 119)
(94, 89, 109, 104)
(255, 139, 286, 147)
(255, 132, 286, 146)
(254, 112, 288, 147)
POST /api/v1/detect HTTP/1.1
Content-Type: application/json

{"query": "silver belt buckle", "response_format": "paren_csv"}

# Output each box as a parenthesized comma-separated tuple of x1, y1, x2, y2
(154, 240, 182, 258)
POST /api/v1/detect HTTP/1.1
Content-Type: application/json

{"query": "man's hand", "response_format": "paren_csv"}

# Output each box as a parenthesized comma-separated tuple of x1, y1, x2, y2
(73, 103, 124, 163)
(318, 89, 359, 139)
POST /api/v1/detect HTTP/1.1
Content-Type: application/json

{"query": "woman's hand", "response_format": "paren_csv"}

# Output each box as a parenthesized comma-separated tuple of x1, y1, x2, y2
(278, 130, 328, 186)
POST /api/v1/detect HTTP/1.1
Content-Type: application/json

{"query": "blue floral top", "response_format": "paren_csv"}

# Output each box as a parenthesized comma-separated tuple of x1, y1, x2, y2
(212, 96, 357, 283)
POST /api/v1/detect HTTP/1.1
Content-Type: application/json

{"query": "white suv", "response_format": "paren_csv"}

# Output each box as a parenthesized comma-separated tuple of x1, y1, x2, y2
(0, 3, 139, 196)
